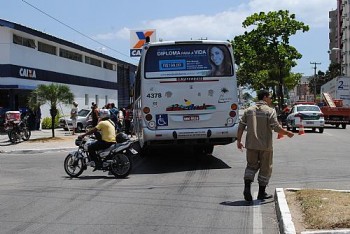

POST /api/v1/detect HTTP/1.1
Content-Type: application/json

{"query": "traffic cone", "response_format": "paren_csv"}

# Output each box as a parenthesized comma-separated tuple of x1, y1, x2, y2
(298, 124, 305, 135)
(277, 130, 284, 139)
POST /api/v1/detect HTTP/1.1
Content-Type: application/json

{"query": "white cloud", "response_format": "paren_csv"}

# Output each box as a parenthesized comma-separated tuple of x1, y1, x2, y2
(93, 0, 336, 42)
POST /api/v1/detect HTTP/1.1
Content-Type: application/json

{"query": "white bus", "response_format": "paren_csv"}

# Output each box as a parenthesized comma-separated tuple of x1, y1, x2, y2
(133, 40, 239, 155)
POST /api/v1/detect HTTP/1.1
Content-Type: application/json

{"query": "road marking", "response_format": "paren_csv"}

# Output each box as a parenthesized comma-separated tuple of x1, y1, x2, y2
(253, 191, 263, 234)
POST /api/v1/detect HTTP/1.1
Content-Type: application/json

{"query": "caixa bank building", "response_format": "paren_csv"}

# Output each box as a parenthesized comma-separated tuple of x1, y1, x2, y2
(0, 18, 136, 119)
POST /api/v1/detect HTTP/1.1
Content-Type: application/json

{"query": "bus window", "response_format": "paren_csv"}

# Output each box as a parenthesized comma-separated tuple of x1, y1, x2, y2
(144, 44, 233, 79)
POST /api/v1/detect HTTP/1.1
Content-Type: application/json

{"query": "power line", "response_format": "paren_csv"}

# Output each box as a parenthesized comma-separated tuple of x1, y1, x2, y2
(21, 0, 137, 62)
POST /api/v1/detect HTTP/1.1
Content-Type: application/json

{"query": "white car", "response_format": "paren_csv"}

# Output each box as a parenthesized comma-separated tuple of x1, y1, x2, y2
(286, 104, 325, 133)
(59, 109, 91, 132)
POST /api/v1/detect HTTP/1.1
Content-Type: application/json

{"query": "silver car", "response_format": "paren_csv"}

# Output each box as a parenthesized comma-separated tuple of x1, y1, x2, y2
(286, 104, 325, 133)
(59, 109, 91, 132)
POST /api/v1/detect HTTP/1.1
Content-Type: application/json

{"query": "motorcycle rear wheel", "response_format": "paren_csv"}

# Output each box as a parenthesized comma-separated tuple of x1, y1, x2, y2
(64, 153, 84, 177)
(22, 127, 31, 141)
(110, 153, 132, 178)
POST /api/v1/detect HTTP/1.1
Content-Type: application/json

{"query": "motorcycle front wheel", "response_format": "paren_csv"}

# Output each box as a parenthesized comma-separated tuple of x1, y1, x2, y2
(110, 153, 132, 178)
(9, 130, 19, 143)
(64, 153, 84, 178)
(22, 127, 31, 141)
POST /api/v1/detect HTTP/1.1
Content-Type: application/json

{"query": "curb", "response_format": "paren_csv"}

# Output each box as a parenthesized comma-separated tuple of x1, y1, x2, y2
(275, 188, 296, 234)
(275, 188, 350, 234)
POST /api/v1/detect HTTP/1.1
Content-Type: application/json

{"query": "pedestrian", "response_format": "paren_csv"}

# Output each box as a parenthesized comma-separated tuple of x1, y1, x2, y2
(70, 101, 79, 135)
(91, 103, 99, 127)
(236, 89, 294, 202)
(109, 103, 119, 127)
(35, 106, 41, 130)
(117, 107, 124, 132)
(124, 105, 132, 135)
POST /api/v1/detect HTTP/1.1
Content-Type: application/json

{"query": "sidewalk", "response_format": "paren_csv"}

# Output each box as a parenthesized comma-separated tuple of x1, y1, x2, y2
(0, 129, 77, 154)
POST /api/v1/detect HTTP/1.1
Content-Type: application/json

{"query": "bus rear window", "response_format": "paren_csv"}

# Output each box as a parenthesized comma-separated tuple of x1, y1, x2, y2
(144, 44, 233, 78)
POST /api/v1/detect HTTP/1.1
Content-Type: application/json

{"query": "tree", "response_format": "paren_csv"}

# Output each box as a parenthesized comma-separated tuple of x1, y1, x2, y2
(231, 10, 309, 109)
(28, 83, 74, 137)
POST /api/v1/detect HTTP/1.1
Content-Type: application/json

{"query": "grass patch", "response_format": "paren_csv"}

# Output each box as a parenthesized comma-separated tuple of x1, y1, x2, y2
(294, 189, 350, 230)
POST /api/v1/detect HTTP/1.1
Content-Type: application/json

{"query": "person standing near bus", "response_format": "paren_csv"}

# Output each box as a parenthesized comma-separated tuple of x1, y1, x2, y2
(236, 90, 294, 202)
(70, 102, 78, 135)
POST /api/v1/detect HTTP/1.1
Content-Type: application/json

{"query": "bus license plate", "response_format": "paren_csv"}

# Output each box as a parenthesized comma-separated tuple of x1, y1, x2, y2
(305, 121, 313, 124)
(183, 115, 199, 121)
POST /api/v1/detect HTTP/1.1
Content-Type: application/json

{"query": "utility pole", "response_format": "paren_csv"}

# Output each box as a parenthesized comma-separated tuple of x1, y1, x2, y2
(310, 62, 321, 102)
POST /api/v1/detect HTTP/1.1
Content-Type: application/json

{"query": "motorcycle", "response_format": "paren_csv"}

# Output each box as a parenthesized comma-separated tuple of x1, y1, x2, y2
(5, 114, 31, 143)
(64, 133, 137, 178)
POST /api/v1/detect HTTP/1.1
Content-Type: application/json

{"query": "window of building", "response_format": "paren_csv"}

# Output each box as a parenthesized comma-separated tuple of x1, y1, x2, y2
(13, 34, 36, 49)
(105, 95, 108, 105)
(38, 41, 56, 55)
(103, 61, 116, 71)
(59, 48, 83, 62)
(85, 56, 102, 67)
(85, 94, 89, 106)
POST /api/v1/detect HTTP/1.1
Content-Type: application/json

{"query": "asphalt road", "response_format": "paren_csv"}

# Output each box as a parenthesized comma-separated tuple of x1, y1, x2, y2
(0, 126, 349, 234)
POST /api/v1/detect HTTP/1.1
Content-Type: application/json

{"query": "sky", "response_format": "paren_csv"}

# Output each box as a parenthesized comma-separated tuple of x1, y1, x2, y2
(1, 0, 337, 76)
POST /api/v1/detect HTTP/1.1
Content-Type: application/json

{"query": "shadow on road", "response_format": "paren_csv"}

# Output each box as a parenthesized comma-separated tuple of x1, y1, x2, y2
(220, 199, 274, 207)
(132, 147, 231, 175)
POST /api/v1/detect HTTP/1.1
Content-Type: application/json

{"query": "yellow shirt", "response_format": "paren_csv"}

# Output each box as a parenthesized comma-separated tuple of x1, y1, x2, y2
(96, 120, 116, 143)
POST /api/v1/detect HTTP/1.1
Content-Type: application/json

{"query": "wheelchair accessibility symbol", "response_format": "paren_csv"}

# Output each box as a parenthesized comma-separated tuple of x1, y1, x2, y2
(156, 114, 168, 126)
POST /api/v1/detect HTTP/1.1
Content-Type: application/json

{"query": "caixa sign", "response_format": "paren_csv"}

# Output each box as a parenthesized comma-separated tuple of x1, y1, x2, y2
(19, 67, 36, 78)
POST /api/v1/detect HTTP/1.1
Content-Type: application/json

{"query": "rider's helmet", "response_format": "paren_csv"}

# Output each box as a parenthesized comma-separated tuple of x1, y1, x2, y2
(99, 108, 110, 119)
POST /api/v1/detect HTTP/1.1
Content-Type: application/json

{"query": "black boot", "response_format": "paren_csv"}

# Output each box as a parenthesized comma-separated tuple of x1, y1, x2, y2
(243, 180, 253, 201)
(257, 185, 273, 200)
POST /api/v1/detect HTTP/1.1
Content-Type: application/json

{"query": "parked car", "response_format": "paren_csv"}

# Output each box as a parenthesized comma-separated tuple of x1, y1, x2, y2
(286, 104, 325, 133)
(59, 109, 91, 133)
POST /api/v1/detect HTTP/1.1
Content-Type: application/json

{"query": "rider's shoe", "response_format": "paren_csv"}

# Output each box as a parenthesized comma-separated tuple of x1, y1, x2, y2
(88, 161, 96, 167)
(92, 162, 102, 172)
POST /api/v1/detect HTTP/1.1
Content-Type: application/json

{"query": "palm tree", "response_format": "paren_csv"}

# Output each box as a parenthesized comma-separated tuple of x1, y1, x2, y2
(28, 83, 74, 137)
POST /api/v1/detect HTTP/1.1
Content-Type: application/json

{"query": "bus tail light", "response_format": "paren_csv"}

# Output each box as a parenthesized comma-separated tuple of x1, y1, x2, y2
(231, 103, 238, 110)
(145, 114, 153, 121)
(143, 107, 150, 114)
(148, 121, 156, 129)
(229, 111, 236, 117)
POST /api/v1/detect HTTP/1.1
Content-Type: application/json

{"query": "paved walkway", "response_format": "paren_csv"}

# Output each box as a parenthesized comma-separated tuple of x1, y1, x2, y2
(0, 129, 77, 154)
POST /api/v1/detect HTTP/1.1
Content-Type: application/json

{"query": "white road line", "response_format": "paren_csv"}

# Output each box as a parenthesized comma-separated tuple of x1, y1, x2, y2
(253, 191, 263, 234)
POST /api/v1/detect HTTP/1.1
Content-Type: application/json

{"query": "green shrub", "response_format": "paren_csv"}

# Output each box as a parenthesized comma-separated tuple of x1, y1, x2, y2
(41, 114, 61, 129)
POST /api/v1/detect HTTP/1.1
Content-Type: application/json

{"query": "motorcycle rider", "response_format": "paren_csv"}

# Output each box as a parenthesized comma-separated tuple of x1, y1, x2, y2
(78, 109, 116, 170)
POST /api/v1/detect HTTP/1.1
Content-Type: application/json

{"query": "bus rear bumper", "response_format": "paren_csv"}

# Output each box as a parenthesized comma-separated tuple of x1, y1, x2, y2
(142, 125, 238, 146)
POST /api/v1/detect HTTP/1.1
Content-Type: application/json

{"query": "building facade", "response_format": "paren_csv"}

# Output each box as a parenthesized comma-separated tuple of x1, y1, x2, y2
(0, 18, 136, 120)
(330, 0, 350, 76)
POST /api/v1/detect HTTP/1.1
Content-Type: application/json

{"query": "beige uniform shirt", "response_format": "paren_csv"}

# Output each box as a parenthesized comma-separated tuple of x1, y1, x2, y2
(239, 101, 283, 151)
